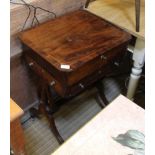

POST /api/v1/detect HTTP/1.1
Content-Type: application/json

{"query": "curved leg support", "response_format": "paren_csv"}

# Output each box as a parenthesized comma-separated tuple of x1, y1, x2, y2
(95, 81, 109, 108)
(39, 103, 64, 144)
(127, 38, 145, 100)
(38, 82, 64, 144)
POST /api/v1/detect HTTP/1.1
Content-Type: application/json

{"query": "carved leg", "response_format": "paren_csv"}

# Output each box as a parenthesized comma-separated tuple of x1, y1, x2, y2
(135, 0, 140, 32)
(127, 65, 144, 100)
(46, 86, 59, 114)
(49, 115, 64, 144)
(39, 103, 64, 144)
(38, 83, 64, 144)
(95, 81, 109, 108)
(127, 38, 145, 100)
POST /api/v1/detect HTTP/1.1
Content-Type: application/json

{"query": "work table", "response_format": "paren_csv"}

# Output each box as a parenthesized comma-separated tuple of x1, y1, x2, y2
(19, 10, 131, 143)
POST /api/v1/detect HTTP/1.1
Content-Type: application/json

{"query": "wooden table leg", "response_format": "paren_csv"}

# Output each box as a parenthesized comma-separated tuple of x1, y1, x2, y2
(10, 119, 26, 155)
(95, 81, 109, 108)
(39, 103, 64, 144)
(38, 83, 64, 144)
(46, 85, 59, 113)
(135, 0, 140, 32)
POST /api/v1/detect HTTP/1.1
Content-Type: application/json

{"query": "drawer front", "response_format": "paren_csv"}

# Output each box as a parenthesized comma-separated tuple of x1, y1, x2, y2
(67, 43, 128, 86)
(24, 42, 128, 98)
(24, 55, 66, 97)
(65, 53, 126, 97)
(65, 65, 111, 97)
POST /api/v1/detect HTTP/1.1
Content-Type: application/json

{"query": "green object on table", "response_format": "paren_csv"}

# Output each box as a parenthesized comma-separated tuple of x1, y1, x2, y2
(113, 130, 145, 155)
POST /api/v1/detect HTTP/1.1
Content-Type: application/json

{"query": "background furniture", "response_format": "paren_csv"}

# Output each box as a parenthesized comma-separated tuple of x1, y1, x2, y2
(19, 10, 131, 144)
(87, 0, 145, 100)
(52, 95, 144, 155)
(86, 0, 142, 32)
(135, 0, 141, 32)
(10, 99, 26, 155)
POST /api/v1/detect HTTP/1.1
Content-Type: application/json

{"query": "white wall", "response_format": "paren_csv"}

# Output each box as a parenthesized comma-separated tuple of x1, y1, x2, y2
(10, 0, 87, 57)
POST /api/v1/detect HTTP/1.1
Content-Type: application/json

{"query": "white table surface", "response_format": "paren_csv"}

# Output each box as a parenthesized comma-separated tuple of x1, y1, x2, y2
(52, 95, 144, 155)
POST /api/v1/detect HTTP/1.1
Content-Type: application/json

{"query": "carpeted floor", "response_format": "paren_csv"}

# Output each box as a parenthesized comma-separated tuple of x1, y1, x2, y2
(22, 76, 145, 155)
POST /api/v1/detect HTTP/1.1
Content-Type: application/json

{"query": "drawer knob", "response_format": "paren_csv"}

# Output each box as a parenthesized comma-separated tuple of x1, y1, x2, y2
(100, 55, 107, 60)
(29, 62, 34, 67)
(79, 83, 84, 89)
(50, 81, 56, 86)
(114, 61, 120, 66)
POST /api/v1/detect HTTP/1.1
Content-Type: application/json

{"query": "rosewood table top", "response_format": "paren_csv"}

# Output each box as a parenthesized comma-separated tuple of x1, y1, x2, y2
(19, 10, 131, 72)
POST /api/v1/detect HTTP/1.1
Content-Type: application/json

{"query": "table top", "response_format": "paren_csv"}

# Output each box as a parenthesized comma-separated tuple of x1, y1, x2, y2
(10, 99, 24, 122)
(19, 10, 131, 72)
(52, 95, 144, 155)
(87, 0, 145, 40)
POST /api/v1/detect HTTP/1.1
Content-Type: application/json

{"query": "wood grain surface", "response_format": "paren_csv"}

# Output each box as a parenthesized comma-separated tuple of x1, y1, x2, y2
(10, 99, 24, 122)
(19, 10, 131, 72)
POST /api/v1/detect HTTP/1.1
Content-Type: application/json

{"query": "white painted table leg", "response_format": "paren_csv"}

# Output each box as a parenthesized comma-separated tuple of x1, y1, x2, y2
(127, 38, 145, 100)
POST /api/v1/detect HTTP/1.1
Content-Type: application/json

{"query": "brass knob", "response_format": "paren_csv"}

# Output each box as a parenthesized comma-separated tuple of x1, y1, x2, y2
(29, 62, 34, 67)
(79, 83, 84, 89)
(114, 61, 120, 66)
(50, 81, 55, 86)
(100, 55, 107, 60)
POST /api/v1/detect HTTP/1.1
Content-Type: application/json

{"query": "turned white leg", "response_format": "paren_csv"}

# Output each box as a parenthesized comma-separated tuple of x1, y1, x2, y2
(127, 38, 145, 100)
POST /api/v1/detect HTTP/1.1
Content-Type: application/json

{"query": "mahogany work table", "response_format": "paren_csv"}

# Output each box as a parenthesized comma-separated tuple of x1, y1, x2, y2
(19, 10, 131, 144)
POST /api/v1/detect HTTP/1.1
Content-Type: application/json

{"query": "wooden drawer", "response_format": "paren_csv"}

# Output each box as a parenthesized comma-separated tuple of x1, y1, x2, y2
(24, 55, 66, 97)
(25, 54, 105, 97)
(24, 40, 128, 90)
(24, 50, 124, 98)
(65, 65, 111, 97)
(67, 42, 128, 86)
